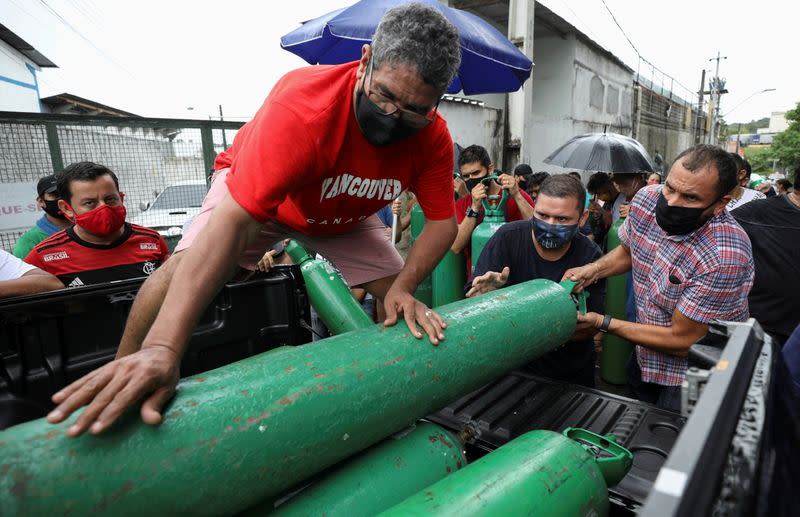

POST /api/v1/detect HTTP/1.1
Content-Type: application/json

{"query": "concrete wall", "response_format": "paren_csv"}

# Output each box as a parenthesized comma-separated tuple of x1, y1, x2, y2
(633, 85, 697, 169)
(438, 99, 504, 169)
(526, 31, 634, 175)
(0, 40, 41, 112)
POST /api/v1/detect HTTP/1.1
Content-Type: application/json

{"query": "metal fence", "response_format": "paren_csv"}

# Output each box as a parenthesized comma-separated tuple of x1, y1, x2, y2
(0, 112, 244, 254)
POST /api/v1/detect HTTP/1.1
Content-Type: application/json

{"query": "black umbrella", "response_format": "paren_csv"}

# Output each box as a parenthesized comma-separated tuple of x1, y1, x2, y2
(544, 132, 654, 173)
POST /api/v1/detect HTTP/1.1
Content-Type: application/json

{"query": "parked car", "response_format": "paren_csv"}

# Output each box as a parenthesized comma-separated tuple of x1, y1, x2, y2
(131, 180, 207, 236)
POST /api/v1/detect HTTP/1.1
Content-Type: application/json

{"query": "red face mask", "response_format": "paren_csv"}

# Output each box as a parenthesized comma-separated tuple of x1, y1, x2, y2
(65, 201, 127, 237)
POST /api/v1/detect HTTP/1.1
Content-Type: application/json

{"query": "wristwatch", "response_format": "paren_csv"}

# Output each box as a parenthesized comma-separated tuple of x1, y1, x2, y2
(465, 207, 480, 219)
(598, 314, 613, 333)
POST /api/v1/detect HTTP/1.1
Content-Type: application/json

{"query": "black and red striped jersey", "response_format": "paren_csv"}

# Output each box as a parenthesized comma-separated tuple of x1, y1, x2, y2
(25, 223, 170, 287)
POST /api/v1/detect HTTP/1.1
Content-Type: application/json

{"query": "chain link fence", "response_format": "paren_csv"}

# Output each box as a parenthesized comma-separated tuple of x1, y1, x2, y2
(0, 112, 244, 254)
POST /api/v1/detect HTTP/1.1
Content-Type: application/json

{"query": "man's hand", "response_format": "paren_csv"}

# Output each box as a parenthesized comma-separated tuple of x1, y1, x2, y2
(257, 249, 279, 272)
(466, 267, 510, 298)
(47, 345, 180, 436)
(577, 311, 603, 331)
(562, 262, 601, 293)
(383, 286, 446, 345)
(619, 202, 631, 219)
(497, 173, 519, 197)
(470, 182, 488, 210)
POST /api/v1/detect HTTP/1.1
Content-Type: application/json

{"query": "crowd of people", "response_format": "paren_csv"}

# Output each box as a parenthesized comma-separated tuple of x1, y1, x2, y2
(0, 4, 796, 443)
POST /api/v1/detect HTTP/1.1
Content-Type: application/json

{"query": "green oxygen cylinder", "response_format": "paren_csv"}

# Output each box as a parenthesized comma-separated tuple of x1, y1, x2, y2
(379, 428, 633, 517)
(409, 202, 433, 306)
(246, 423, 466, 516)
(285, 240, 373, 335)
(431, 250, 466, 308)
(470, 176, 509, 272)
(600, 216, 633, 384)
(0, 278, 577, 517)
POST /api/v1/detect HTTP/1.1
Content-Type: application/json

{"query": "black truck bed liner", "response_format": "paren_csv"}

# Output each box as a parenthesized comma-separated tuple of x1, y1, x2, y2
(428, 369, 685, 511)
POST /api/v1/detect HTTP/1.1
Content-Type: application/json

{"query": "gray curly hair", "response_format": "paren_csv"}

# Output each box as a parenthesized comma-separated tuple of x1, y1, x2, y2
(371, 3, 461, 93)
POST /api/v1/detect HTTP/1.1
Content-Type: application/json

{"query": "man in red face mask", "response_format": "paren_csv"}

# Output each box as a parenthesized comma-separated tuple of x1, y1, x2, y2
(25, 162, 170, 287)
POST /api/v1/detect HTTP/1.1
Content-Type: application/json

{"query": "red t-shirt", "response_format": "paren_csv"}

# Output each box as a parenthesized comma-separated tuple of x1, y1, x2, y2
(25, 224, 170, 287)
(215, 61, 455, 236)
(455, 189, 535, 268)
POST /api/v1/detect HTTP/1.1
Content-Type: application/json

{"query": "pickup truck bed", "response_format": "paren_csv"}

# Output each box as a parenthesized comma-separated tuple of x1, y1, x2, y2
(428, 370, 685, 513)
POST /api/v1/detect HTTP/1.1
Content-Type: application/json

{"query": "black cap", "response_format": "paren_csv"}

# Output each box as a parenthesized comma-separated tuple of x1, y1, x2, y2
(37, 175, 58, 198)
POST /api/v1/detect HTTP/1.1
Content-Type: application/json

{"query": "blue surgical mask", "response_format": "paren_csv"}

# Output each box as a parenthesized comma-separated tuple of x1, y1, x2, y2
(531, 217, 579, 249)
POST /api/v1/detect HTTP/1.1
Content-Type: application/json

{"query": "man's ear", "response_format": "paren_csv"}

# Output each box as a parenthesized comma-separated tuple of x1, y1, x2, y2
(57, 199, 74, 220)
(356, 45, 372, 81)
(36, 196, 45, 209)
(488, 164, 495, 175)
(579, 209, 590, 227)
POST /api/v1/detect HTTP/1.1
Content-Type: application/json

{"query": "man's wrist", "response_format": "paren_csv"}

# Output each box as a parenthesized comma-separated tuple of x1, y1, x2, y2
(465, 206, 480, 218)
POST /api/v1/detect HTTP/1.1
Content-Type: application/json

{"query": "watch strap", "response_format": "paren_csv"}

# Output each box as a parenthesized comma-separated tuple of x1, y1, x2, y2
(599, 314, 613, 333)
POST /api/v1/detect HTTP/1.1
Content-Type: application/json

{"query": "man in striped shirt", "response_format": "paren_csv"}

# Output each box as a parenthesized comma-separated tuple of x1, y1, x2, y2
(563, 145, 754, 411)
(25, 162, 170, 287)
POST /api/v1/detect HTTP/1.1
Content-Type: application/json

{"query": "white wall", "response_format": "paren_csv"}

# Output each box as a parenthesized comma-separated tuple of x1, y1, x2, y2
(0, 40, 41, 112)
(439, 100, 504, 169)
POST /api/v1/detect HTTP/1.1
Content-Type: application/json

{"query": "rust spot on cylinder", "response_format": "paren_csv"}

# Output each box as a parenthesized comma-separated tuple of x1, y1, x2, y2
(194, 377, 206, 383)
(446, 466, 452, 473)
(314, 373, 326, 379)
(457, 460, 463, 468)
(278, 397, 293, 406)
(432, 374, 441, 382)
(187, 400, 198, 407)
(46, 429, 59, 440)
(410, 370, 417, 378)
(233, 417, 241, 423)
(240, 390, 249, 396)
(169, 410, 185, 418)
(285, 366, 295, 373)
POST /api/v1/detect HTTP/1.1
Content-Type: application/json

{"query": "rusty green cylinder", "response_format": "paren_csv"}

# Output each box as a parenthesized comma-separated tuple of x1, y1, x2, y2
(0, 278, 576, 516)
(409, 203, 432, 306)
(600, 217, 633, 384)
(285, 240, 373, 334)
(431, 250, 466, 308)
(379, 428, 632, 517)
(249, 423, 466, 516)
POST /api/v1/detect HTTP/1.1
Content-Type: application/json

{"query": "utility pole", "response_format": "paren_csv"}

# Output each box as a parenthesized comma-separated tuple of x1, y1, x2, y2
(219, 104, 228, 149)
(695, 69, 706, 144)
(709, 52, 727, 145)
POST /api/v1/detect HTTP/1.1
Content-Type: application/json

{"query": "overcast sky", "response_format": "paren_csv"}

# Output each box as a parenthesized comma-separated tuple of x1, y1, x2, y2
(2, 0, 796, 124)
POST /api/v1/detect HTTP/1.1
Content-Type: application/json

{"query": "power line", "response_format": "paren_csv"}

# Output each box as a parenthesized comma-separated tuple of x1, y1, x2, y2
(600, 0, 640, 58)
(36, 0, 134, 77)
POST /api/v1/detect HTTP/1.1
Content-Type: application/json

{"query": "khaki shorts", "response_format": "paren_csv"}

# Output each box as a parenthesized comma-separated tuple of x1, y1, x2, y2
(176, 169, 404, 287)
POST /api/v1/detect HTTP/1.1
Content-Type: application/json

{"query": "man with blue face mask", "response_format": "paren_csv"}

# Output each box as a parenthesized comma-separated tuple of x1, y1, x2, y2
(466, 175, 605, 387)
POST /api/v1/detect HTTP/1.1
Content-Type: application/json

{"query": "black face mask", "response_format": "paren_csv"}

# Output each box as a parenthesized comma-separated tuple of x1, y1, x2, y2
(43, 199, 67, 220)
(655, 191, 718, 236)
(465, 177, 483, 192)
(355, 88, 419, 147)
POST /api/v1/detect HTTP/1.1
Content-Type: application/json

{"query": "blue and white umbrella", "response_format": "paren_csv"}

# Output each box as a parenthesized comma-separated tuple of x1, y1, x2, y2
(280, 0, 533, 95)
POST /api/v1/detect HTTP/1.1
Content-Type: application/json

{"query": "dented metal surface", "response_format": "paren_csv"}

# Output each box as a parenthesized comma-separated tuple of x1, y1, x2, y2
(0, 278, 575, 516)
(379, 430, 618, 517)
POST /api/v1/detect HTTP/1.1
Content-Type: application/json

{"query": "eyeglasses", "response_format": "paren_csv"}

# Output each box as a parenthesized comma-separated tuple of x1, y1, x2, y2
(363, 59, 439, 129)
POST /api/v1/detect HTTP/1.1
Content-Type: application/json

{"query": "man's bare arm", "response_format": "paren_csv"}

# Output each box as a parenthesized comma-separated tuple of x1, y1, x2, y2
(450, 216, 478, 253)
(580, 308, 708, 357)
(48, 193, 263, 436)
(0, 268, 64, 298)
(561, 244, 632, 292)
(379, 216, 457, 345)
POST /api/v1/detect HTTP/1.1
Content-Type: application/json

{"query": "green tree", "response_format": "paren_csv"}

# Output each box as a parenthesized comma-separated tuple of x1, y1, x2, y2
(744, 146, 773, 174)
(771, 102, 800, 170)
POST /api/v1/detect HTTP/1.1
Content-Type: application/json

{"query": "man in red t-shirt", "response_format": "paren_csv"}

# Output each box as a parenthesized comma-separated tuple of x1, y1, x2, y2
(25, 162, 170, 287)
(48, 4, 464, 437)
(451, 145, 535, 270)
